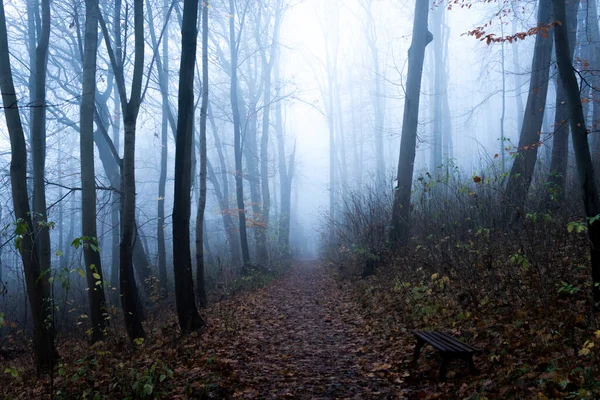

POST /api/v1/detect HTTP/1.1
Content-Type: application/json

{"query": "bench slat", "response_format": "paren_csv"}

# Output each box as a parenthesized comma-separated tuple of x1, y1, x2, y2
(412, 330, 476, 354)
(423, 331, 466, 353)
(415, 331, 451, 352)
(430, 331, 474, 353)
(435, 331, 480, 352)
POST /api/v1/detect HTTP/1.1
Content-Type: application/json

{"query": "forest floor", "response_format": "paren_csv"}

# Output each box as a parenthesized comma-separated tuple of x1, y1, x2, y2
(6, 259, 597, 399)
(199, 260, 409, 399)
(1, 261, 416, 399)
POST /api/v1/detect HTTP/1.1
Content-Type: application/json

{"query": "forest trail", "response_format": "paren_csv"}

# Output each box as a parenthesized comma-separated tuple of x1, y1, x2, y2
(208, 261, 407, 399)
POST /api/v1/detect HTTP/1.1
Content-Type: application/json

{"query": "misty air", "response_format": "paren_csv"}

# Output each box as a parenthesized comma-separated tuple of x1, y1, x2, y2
(0, 0, 599, 398)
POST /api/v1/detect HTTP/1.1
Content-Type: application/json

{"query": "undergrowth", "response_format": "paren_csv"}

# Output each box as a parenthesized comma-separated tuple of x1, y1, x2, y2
(324, 165, 600, 398)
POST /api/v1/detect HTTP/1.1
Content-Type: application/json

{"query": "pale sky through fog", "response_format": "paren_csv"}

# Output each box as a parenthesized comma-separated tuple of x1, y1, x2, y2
(277, 0, 538, 248)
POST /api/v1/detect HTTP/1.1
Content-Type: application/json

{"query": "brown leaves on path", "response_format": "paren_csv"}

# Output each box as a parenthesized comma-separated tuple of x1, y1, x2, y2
(1, 262, 410, 399)
(211, 261, 408, 399)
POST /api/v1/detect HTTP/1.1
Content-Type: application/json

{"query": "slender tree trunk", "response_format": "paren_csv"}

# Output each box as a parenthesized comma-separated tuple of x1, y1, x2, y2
(110, 79, 120, 299)
(81, 0, 107, 342)
(100, 0, 146, 341)
(430, 4, 445, 175)
(30, 0, 51, 323)
(512, 19, 525, 133)
(257, 1, 282, 259)
(553, 0, 600, 307)
(195, 1, 209, 308)
(207, 104, 242, 264)
(362, 0, 385, 187)
(230, 0, 251, 268)
(173, 0, 204, 332)
(505, 0, 553, 213)
(390, 0, 432, 245)
(547, 0, 579, 203)
(94, 116, 154, 297)
(157, 0, 169, 296)
(0, 0, 56, 370)
(327, 67, 336, 241)
(242, 98, 268, 265)
(582, 0, 600, 158)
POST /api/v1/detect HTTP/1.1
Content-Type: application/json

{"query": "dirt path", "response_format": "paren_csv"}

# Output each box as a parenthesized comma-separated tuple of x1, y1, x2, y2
(210, 261, 407, 399)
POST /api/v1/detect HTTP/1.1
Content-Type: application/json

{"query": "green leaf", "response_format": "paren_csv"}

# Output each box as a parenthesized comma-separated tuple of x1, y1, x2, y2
(92, 273, 101, 280)
(77, 268, 85, 278)
(14, 221, 27, 235)
(4, 367, 18, 378)
(159, 374, 166, 382)
(55, 250, 63, 257)
(143, 383, 153, 396)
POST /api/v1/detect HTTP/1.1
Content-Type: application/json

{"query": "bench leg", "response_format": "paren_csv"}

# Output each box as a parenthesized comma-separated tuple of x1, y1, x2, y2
(439, 356, 449, 381)
(413, 338, 425, 368)
(468, 355, 479, 375)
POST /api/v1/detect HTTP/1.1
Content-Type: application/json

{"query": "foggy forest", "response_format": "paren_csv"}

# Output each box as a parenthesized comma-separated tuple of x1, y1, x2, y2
(1, 0, 600, 398)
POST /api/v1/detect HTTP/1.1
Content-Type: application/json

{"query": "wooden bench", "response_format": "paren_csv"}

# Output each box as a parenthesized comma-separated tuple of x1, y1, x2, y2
(412, 330, 481, 380)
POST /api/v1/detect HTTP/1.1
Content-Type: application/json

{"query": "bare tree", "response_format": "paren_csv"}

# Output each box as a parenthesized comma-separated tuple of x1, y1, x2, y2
(504, 0, 553, 214)
(100, 0, 146, 341)
(390, 0, 432, 245)
(553, 0, 600, 307)
(80, 0, 108, 342)
(0, 0, 56, 370)
(195, 0, 210, 307)
(547, 0, 579, 202)
(173, 0, 205, 331)
(30, 0, 52, 326)
(230, 0, 252, 267)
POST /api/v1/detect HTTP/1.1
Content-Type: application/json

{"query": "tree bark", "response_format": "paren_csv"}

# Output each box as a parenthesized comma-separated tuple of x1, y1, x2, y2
(547, 0, 579, 203)
(157, 0, 169, 297)
(30, 0, 52, 327)
(100, 0, 146, 341)
(504, 0, 553, 214)
(581, 0, 600, 157)
(553, 0, 600, 307)
(0, 0, 56, 371)
(195, 0, 209, 308)
(80, 0, 108, 342)
(173, 0, 204, 332)
(389, 0, 432, 245)
(109, 76, 120, 301)
(230, 0, 251, 268)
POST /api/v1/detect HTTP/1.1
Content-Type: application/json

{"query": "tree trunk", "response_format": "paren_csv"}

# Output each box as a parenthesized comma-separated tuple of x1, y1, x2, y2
(504, 0, 553, 213)
(30, 0, 52, 332)
(0, 0, 56, 371)
(195, 1, 209, 308)
(362, 0, 385, 188)
(547, 0, 580, 203)
(157, 0, 169, 297)
(208, 104, 242, 264)
(121, 118, 145, 340)
(389, 0, 432, 245)
(553, 0, 600, 307)
(173, 0, 204, 332)
(80, 0, 107, 342)
(430, 4, 447, 176)
(581, 0, 600, 156)
(100, 0, 146, 341)
(230, 0, 251, 268)
(512, 19, 525, 133)
(110, 77, 120, 301)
